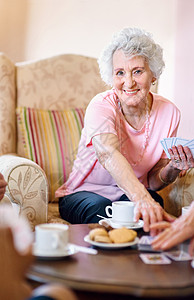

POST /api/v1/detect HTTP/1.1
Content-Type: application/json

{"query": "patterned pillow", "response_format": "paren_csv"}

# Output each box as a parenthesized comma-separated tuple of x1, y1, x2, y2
(16, 107, 85, 202)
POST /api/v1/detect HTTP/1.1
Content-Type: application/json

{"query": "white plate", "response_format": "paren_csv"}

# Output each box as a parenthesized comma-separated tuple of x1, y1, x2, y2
(99, 218, 144, 229)
(33, 243, 78, 260)
(84, 235, 139, 249)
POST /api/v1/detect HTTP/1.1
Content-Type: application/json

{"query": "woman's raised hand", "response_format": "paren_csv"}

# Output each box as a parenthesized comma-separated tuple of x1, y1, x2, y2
(169, 145, 194, 171)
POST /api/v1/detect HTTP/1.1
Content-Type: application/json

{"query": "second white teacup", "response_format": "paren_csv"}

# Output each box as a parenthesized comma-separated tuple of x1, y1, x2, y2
(105, 201, 135, 224)
(35, 223, 69, 254)
(182, 205, 190, 215)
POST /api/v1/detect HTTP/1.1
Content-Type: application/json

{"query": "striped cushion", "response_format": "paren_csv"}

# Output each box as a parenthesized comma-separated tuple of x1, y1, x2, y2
(16, 107, 85, 202)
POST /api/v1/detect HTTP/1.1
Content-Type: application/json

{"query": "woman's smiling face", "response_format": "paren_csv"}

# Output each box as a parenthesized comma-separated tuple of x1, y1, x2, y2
(113, 49, 155, 108)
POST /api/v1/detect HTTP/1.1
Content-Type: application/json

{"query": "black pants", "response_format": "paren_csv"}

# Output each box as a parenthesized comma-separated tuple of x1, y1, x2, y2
(59, 189, 163, 224)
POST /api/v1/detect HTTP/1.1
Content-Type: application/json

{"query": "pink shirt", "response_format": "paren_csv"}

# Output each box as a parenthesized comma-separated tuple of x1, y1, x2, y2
(56, 89, 180, 201)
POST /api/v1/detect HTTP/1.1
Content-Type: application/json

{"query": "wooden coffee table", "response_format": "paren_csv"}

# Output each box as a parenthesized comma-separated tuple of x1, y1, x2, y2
(27, 224, 194, 299)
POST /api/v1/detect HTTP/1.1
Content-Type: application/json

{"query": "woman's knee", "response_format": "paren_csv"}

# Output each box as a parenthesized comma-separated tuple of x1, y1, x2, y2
(59, 192, 111, 224)
(89, 193, 111, 207)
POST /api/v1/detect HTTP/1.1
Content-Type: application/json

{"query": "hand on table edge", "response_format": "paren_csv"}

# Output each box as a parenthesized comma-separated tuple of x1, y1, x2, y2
(134, 200, 175, 236)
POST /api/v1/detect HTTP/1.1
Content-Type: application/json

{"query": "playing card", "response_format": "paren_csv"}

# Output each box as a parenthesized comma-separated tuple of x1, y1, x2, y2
(139, 235, 153, 245)
(139, 253, 171, 264)
(173, 137, 189, 147)
(164, 250, 192, 261)
(163, 138, 172, 158)
(183, 139, 194, 147)
(164, 138, 174, 149)
(138, 235, 161, 252)
(171, 137, 176, 147)
(160, 140, 168, 153)
(173, 138, 194, 157)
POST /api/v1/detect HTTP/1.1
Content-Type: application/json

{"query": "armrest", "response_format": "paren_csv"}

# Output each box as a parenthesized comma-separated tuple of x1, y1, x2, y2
(0, 154, 49, 230)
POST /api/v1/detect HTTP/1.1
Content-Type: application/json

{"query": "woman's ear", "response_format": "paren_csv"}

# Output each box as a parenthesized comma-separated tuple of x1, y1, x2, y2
(152, 77, 157, 85)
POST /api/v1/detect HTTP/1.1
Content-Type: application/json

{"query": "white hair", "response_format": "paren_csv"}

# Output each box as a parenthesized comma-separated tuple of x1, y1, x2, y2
(98, 27, 165, 86)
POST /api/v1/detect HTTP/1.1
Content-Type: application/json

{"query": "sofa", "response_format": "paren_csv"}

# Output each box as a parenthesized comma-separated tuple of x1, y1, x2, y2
(0, 52, 193, 230)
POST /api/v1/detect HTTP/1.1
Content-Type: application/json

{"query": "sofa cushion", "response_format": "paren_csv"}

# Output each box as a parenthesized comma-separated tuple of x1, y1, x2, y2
(16, 107, 85, 202)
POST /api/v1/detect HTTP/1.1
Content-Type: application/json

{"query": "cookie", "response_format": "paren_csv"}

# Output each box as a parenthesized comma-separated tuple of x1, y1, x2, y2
(89, 228, 108, 241)
(109, 228, 137, 244)
(94, 235, 112, 243)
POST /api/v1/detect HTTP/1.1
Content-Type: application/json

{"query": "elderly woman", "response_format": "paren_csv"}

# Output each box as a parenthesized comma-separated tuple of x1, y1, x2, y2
(56, 27, 194, 233)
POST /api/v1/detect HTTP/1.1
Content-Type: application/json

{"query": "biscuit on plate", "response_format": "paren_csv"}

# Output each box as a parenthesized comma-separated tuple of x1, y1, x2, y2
(94, 235, 112, 243)
(109, 228, 137, 244)
(89, 228, 108, 241)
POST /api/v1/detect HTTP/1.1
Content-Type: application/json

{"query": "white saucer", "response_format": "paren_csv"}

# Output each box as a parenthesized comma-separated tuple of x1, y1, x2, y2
(33, 243, 78, 260)
(84, 235, 139, 249)
(99, 218, 144, 229)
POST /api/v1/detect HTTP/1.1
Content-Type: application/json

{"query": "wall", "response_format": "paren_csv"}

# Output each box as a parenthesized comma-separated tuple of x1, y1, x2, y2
(0, 0, 176, 100)
(0, 0, 193, 138)
(0, 0, 28, 62)
(174, 0, 194, 139)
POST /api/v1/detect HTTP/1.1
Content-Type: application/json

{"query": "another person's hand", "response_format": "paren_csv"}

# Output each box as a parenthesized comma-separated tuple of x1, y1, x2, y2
(0, 173, 7, 200)
(134, 198, 175, 235)
(169, 145, 194, 171)
(0, 226, 33, 300)
(150, 202, 194, 256)
(32, 283, 78, 300)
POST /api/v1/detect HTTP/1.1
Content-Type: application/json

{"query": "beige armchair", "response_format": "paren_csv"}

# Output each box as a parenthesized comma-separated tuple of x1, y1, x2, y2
(0, 52, 108, 229)
(0, 52, 193, 230)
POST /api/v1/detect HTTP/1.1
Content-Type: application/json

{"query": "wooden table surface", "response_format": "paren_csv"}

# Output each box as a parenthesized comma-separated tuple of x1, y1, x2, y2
(28, 224, 194, 299)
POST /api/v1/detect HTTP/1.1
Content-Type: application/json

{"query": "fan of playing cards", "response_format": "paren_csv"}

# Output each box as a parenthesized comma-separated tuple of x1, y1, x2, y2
(160, 137, 194, 159)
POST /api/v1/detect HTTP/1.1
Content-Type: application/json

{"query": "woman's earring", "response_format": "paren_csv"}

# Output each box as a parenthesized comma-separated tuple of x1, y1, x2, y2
(152, 81, 156, 85)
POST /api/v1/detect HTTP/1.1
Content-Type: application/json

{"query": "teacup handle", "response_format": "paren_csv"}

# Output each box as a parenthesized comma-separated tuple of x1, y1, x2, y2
(105, 206, 113, 218)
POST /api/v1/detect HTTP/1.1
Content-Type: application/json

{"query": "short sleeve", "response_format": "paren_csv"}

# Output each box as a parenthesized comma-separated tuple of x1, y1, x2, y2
(84, 93, 118, 146)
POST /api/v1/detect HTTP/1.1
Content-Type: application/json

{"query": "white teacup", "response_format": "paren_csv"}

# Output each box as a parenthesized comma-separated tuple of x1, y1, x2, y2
(105, 201, 135, 224)
(182, 205, 190, 215)
(35, 223, 69, 254)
